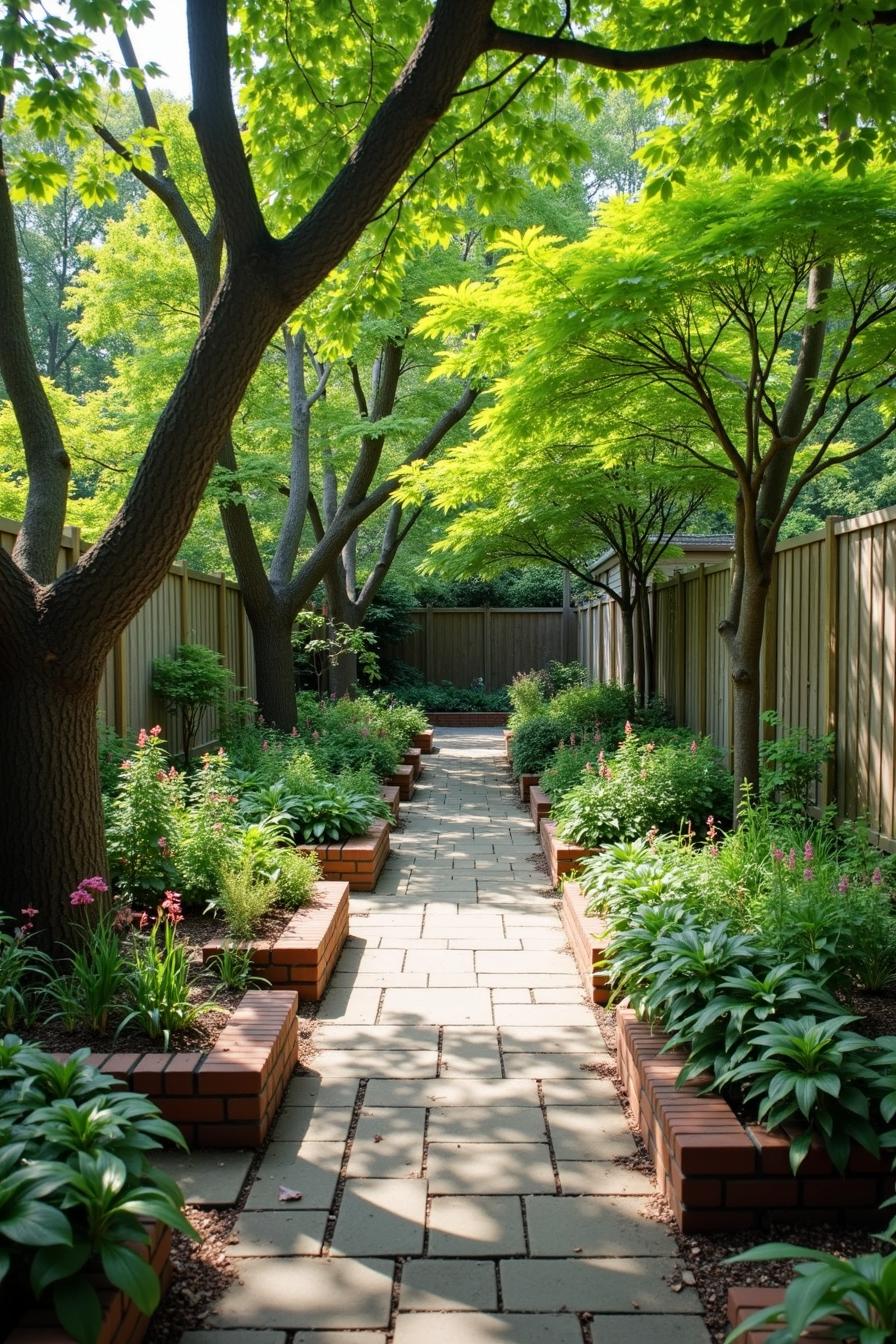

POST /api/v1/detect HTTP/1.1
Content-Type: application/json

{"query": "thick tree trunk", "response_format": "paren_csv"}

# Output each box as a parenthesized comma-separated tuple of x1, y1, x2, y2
(251, 614, 298, 730)
(619, 604, 636, 692)
(0, 671, 105, 942)
(329, 649, 359, 699)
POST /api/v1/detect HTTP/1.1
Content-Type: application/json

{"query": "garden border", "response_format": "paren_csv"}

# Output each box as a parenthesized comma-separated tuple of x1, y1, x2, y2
(727, 1287, 834, 1342)
(7, 1221, 173, 1344)
(402, 746, 423, 778)
(540, 818, 598, 886)
(202, 879, 349, 1000)
(617, 1008, 893, 1233)
(559, 880, 609, 1004)
(412, 728, 435, 753)
(380, 783, 400, 824)
(529, 784, 551, 832)
(518, 772, 538, 802)
(385, 763, 415, 800)
(425, 712, 509, 727)
(297, 818, 390, 891)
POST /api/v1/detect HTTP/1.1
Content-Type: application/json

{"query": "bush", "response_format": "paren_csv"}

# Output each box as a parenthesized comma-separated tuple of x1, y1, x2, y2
(0, 1037, 197, 1344)
(541, 726, 695, 803)
(274, 849, 320, 908)
(105, 728, 179, 901)
(510, 681, 634, 779)
(543, 659, 589, 694)
(151, 643, 234, 765)
(213, 859, 279, 939)
(507, 671, 548, 730)
(169, 750, 242, 902)
(552, 727, 731, 847)
(384, 675, 510, 712)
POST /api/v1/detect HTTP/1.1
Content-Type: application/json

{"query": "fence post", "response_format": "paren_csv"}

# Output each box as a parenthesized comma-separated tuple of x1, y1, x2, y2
(820, 515, 841, 808)
(424, 605, 434, 682)
(237, 606, 248, 693)
(762, 554, 779, 743)
(483, 606, 492, 688)
(178, 563, 190, 644)
(216, 572, 229, 660)
(675, 571, 686, 724)
(113, 634, 127, 737)
(697, 565, 707, 735)
(70, 526, 81, 567)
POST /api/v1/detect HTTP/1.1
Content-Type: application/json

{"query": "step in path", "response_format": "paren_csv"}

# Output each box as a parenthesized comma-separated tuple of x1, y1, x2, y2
(186, 729, 709, 1344)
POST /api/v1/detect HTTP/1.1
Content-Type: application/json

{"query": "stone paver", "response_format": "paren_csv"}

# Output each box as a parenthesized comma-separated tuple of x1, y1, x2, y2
(189, 730, 703, 1343)
(154, 1150, 253, 1207)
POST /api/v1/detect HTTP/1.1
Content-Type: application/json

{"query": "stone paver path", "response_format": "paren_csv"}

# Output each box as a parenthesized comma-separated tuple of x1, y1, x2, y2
(197, 729, 708, 1344)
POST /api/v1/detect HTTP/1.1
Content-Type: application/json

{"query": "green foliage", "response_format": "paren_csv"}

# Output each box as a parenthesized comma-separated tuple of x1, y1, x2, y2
(759, 711, 836, 815)
(212, 860, 278, 942)
(45, 913, 127, 1035)
(724, 1245, 896, 1344)
(0, 914, 51, 1031)
(0, 1035, 196, 1344)
(151, 644, 234, 765)
(119, 908, 215, 1049)
(552, 728, 730, 845)
(97, 720, 132, 797)
(282, 779, 391, 844)
(169, 751, 242, 902)
(273, 849, 320, 910)
(205, 943, 270, 992)
(383, 671, 510, 712)
(543, 660, 589, 695)
(510, 681, 635, 778)
(293, 611, 379, 697)
(105, 728, 178, 902)
(507, 671, 548, 729)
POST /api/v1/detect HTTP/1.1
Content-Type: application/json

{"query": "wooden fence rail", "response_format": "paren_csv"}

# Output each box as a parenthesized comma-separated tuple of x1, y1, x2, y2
(577, 503, 896, 851)
(1, 519, 256, 757)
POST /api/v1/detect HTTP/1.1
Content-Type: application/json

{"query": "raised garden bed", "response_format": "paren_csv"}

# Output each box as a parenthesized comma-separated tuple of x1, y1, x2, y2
(202, 880, 349, 1002)
(518, 772, 539, 802)
(727, 1287, 834, 1342)
(380, 783, 400, 823)
(385, 763, 415, 800)
(7, 1221, 173, 1344)
(412, 728, 435, 753)
(617, 1008, 894, 1234)
(529, 784, 551, 832)
(403, 746, 423, 778)
(425, 711, 509, 727)
(297, 817, 390, 890)
(560, 880, 610, 1004)
(73, 989, 297, 1148)
(541, 818, 599, 886)
(503, 728, 513, 758)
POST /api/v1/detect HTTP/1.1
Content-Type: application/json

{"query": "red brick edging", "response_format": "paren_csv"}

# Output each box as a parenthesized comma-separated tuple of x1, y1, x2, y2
(503, 728, 513, 759)
(202, 880, 349, 1001)
(403, 746, 423, 778)
(412, 728, 435, 753)
(560, 881, 610, 1004)
(380, 783, 400, 824)
(77, 990, 297, 1148)
(617, 1008, 893, 1233)
(529, 784, 551, 832)
(425, 712, 509, 727)
(297, 818, 390, 891)
(540, 819, 598, 886)
(385, 763, 415, 800)
(727, 1287, 834, 1342)
(8, 1222, 173, 1344)
(518, 772, 539, 802)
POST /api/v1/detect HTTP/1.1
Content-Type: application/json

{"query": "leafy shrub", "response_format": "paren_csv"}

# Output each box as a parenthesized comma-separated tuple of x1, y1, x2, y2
(206, 942, 270, 991)
(541, 726, 694, 802)
(287, 778, 391, 843)
(543, 659, 589, 695)
(0, 913, 51, 1030)
(367, 692, 428, 746)
(550, 682, 633, 733)
(151, 643, 234, 765)
(383, 675, 510, 712)
(273, 849, 320, 908)
(45, 909, 127, 1034)
(105, 728, 179, 901)
(508, 671, 548, 730)
(759, 710, 836, 816)
(0, 1036, 196, 1344)
(97, 719, 132, 796)
(552, 728, 730, 846)
(725, 1244, 896, 1344)
(170, 750, 242, 902)
(120, 898, 215, 1047)
(213, 860, 279, 940)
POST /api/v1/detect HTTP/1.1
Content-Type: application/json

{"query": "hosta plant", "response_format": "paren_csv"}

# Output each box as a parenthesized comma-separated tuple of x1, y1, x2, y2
(725, 1244, 896, 1344)
(0, 1037, 197, 1344)
(719, 1015, 881, 1173)
(288, 779, 391, 843)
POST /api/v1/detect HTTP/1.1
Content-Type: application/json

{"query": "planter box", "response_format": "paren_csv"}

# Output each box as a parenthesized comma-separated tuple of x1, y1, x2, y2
(518, 772, 539, 803)
(503, 728, 513, 759)
(560, 881, 610, 1004)
(617, 1008, 893, 1234)
(541, 819, 599, 887)
(7, 1221, 173, 1344)
(426, 712, 509, 727)
(75, 990, 297, 1148)
(297, 818, 390, 892)
(380, 783, 400, 824)
(727, 1287, 834, 1342)
(412, 728, 434, 753)
(385, 763, 415, 800)
(403, 746, 423, 779)
(529, 785, 551, 832)
(202, 880, 349, 1002)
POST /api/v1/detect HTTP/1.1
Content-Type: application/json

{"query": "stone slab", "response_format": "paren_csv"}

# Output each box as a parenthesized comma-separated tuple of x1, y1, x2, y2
(331, 1178, 427, 1255)
(243, 1142, 343, 1210)
(524, 1195, 675, 1256)
(499, 1257, 698, 1313)
(398, 1259, 497, 1311)
(426, 1142, 556, 1194)
(153, 1150, 252, 1207)
(379, 988, 494, 1025)
(426, 1194, 527, 1256)
(427, 1106, 547, 1144)
(364, 1078, 540, 1108)
(393, 1314, 583, 1344)
(228, 1208, 329, 1256)
(209, 1257, 395, 1328)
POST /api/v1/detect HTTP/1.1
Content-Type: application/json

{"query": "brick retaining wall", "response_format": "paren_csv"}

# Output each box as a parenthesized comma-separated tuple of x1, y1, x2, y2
(297, 818, 390, 890)
(385, 763, 415, 800)
(541, 819, 598, 886)
(560, 881, 609, 1004)
(529, 785, 550, 832)
(426, 712, 509, 727)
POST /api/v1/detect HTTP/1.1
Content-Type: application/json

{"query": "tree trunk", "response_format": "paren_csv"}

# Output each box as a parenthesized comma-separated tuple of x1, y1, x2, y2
(642, 588, 657, 704)
(251, 615, 298, 730)
(619, 603, 636, 692)
(725, 563, 770, 808)
(0, 672, 106, 942)
(329, 649, 358, 699)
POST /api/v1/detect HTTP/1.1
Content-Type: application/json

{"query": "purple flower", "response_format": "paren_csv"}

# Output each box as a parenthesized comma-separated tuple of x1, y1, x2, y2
(772, 847, 785, 863)
(69, 889, 95, 906)
(803, 867, 814, 882)
(873, 867, 883, 886)
(837, 875, 849, 894)
(804, 840, 814, 862)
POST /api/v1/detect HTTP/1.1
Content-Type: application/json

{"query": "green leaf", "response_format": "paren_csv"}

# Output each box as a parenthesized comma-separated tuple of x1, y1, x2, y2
(53, 1274, 103, 1344)
(30, 1243, 90, 1298)
(99, 1243, 160, 1315)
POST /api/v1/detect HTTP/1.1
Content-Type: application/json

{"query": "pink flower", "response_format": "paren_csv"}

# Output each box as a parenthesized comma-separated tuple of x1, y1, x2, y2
(690, 740, 697, 754)
(121, 759, 132, 771)
(787, 848, 797, 871)
(803, 867, 814, 882)
(707, 815, 717, 842)
(837, 875, 850, 893)
(156, 770, 167, 781)
(79, 876, 108, 895)
(624, 721, 633, 736)
(69, 889, 95, 906)
(158, 837, 167, 849)
(873, 867, 883, 886)
(804, 840, 814, 862)
(161, 890, 183, 925)
(709, 844, 720, 858)
(20, 905, 38, 918)
(772, 847, 785, 863)
(137, 728, 148, 748)
(151, 725, 161, 737)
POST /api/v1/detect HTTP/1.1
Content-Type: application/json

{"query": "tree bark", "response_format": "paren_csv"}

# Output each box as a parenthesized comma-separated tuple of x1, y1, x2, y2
(0, 666, 105, 945)
(248, 613, 299, 730)
(619, 603, 636, 692)
(722, 557, 770, 802)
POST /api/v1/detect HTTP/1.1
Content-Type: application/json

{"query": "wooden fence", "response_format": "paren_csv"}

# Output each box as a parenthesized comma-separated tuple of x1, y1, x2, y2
(577, 504, 896, 850)
(383, 606, 576, 691)
(1, 519, 256, 757)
